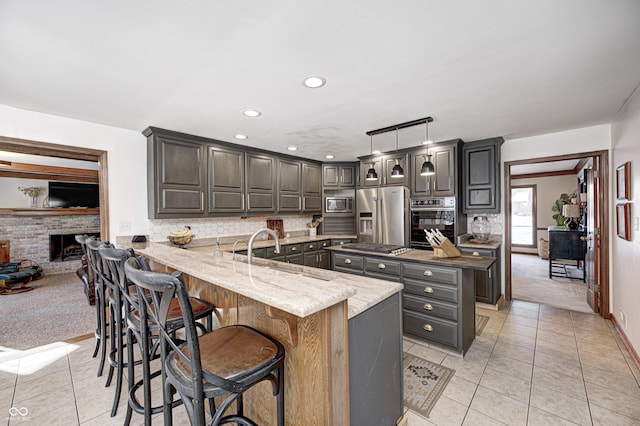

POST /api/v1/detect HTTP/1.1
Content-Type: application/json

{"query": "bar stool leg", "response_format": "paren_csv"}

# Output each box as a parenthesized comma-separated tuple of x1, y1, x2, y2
(97, 288, 108, 377)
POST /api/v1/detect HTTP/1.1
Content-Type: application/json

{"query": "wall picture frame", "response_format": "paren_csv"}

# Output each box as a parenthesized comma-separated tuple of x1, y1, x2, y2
(616, 203, 631, 241)
(616, 161, 631, 201)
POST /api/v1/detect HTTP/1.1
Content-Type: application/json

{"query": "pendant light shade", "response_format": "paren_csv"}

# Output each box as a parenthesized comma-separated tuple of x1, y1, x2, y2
(391, 128, 404, 178)
(420, 156, 435, 176)
(420, 120, 435, 176)
(366, 163, 378, 180)
(365, 135, 378, 181)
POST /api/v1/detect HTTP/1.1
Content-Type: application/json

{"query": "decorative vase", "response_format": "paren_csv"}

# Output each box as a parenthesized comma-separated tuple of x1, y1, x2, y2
(471, 216, 491, 241)
(29, 196, 37, 208)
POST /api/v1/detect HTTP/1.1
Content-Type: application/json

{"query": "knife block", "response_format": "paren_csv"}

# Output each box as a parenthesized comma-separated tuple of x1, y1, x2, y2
(432, 238, 461, 258)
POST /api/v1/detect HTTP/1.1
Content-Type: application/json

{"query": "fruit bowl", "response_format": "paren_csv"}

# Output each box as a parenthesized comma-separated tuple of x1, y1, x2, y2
(168, 226, 193, 247)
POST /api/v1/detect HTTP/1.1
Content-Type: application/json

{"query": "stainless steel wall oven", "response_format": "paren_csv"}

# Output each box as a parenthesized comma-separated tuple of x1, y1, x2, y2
(410, 197, 457, 249)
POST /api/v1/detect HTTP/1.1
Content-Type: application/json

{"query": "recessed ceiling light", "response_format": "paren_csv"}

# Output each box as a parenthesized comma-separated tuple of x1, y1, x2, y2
(325, 154, 334, 159)
(234, 134, 248, 140)
(372, 150, 381, 154)
(302, 76, 326, 89)
(287, 146, 298, 151)
(242, 109, 262, 117)
(421, 140, 433, 145)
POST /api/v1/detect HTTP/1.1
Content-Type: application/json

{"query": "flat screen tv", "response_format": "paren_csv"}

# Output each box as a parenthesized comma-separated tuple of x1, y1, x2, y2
(48, 182, 99, 208)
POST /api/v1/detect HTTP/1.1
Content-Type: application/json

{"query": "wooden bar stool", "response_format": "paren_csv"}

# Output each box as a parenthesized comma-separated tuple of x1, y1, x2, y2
(85, 238, 113, 377)
(119, 255, 215, 426)
(124, 257, 285, 426)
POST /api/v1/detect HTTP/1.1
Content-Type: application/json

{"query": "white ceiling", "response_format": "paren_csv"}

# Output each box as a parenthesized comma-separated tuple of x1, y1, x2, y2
(1, 1, 639, 162)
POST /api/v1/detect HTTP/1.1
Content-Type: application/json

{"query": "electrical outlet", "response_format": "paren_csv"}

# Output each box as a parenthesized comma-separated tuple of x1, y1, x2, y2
(119, 221, 131, 233)
(620, 308, 627, 329)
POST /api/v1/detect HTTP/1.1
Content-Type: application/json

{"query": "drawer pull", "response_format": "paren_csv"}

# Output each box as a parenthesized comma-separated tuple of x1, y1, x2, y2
(340, 241, 345, 245)
(322, 242, 328, 247)
(424, 286, 434, 294)
(423, 303, 433, 311)
(309, 245, 315, 249)
(423, 324, 433, 332)
(377, 263, 386, 269)
(472, 251, 480, 256)
(291, 247, 297, 251)
(344, 258, 352, 264)
(423, 270, 433, 277)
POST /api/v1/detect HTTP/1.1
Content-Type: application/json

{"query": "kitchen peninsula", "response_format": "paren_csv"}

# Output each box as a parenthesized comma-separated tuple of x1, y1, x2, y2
(117, 236, 404, 425)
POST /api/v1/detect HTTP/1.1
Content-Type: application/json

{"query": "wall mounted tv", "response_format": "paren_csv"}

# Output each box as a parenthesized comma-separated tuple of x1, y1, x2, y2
(48, 182, 99, 208)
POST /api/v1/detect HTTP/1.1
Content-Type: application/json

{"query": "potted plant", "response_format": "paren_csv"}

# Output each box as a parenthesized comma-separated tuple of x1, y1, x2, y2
(551, 192, 576, 226)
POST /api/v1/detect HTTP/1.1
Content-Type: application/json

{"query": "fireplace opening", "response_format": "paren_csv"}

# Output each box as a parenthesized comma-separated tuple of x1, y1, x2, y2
(49, 233, 100, 262)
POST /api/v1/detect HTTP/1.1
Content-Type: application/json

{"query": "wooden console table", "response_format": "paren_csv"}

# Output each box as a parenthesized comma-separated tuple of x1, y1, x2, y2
(548, 227, 586, 282)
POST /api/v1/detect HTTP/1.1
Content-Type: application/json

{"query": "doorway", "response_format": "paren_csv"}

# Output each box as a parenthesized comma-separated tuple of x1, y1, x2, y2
(504, 150, 610, 318)
(0, 135, 109, 238)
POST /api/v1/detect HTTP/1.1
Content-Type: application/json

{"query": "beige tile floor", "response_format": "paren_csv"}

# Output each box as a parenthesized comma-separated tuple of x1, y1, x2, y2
(2, 300, 640, 425)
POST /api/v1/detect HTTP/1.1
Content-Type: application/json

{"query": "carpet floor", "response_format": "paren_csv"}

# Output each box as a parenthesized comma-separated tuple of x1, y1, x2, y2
(511, 253, 592, 313)
(0, 272, 95, 352)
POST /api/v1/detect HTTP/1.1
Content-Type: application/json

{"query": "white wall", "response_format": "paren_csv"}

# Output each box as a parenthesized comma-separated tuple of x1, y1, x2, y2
(502, 125, 611, 162)
(611, 85, 640, 354)
(0, 104, 148, 240)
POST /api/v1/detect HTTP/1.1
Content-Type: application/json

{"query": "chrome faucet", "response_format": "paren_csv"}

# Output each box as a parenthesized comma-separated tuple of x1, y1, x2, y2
(247, 228, 281, 264)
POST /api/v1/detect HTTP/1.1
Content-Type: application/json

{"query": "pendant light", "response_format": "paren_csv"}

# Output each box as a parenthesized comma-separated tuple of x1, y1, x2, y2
(420, 120, 435, 176)
(390, 128, 404, 178)
(365, 134, 378, 181)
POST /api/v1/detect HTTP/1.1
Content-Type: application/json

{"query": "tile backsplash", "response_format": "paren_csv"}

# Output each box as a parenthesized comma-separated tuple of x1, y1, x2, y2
(466, 213, 504, 236)
(148, 215, 313, 242)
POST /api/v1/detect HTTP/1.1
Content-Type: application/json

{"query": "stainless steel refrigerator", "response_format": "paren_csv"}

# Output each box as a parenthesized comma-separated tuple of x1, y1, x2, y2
(356, 186, 409, 246)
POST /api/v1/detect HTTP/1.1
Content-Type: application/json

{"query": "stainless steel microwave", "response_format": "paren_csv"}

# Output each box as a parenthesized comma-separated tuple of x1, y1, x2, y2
(325, 197, 353, 213)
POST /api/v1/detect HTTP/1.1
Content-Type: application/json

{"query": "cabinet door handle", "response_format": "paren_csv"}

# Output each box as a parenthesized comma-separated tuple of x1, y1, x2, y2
(291, 247, 297, 251)
(488, 269, 492, 279)
(377, 263, 386, 269)
(423, 303, 433, 311)
(580, 236, 592, 241)
(472, 251, 480, 256)
(340, 241, 345, 245)
(423, 324, 433, 332)
(309, 245, 315, 249)
(322, 242, 328, 247)
(424, 286, 433, 294)
(423, 270, 433, 277)
(344, 258, 352, 264)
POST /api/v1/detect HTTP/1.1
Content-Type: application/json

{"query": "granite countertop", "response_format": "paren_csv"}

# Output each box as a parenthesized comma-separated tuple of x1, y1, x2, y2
(116, 236, 399, 320)
(326, 245, 497, 271)
(456, 233, 502, 250)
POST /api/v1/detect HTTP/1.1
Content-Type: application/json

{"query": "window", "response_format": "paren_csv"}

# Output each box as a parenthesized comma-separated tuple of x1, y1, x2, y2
(511, 185, 537, 247)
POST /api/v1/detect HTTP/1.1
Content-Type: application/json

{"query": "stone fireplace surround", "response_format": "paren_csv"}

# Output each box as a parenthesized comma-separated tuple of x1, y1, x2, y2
(0, 213, 100, 274)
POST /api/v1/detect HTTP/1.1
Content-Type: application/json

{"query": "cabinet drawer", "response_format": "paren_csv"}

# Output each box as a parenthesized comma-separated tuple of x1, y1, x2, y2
(403, 278, 458, 304)
(403, 293, 458, 322)
(403, 310, 458, 348)
(402, 263, 459, 285)
(364, 258, 401, 279)
(304, 242, 322, 252)
(333, 253, 364, 273)
(318, 239, 331, 249)
(459, 247, 494, 257)
(284, 244, 303, 255)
